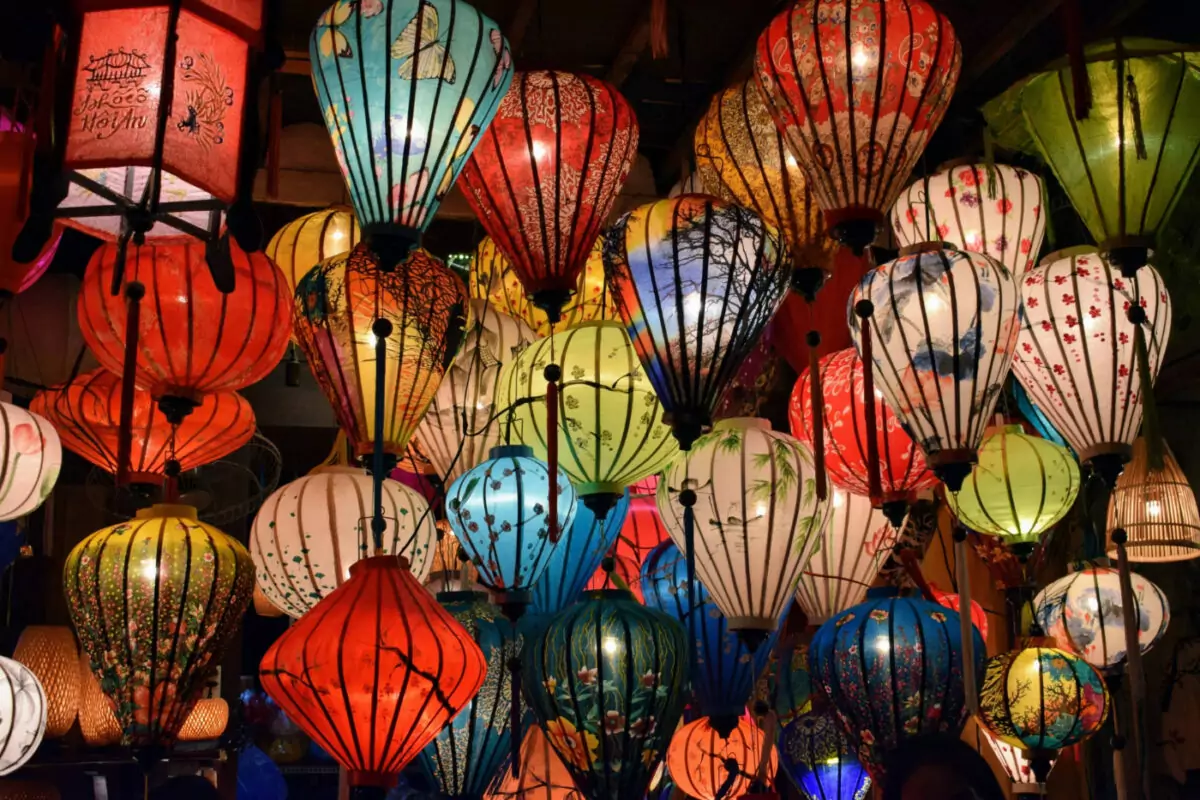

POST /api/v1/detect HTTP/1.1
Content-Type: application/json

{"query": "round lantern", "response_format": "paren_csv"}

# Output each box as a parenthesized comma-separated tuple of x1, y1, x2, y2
(499, 320, 678, 517)
(945, 424, 1080, 550)
(31, 368, 254, 482)
(250, 466, 438, 618)
(1012, 247, 1171, 473)
(891, 162, 1047, 274)
(0, 400, 60, 522)
(0, 656, 46, 775)
(412, 300, 537, 484)
(446, 445, 577, 613)
(1033, 563, 1169, 671)
(849, 244, 1021, 491)
(604, 196, 792, 449)
(754, 0, 962, 253)
(417, 591, 521, 799)
(666, 717, 776, 800)
(795, 488, 900, 625)
(485, 725, 577, 800)
(79, 238, 292, 416)
(461, 71, 638, 317)
(12, 626, 79, 740)
(790, 347, 937, 524)
(77, 660, 120, 747)
(309, 0, 513, 262)
(523, 590, 687, 800)
(470, 237, 616, 337)
(64, 504, 254, 749)
(929, 585, 989, 642)
(809, 589, 987, 778)
(265, 206, 361, 291)
(1107, 437, 1200, 561)
(658, 418, 829, 643)
(177, 698, 230, 742)
(779, 710, 872, 800)
(294, 245, 469, 457)
(260, 556, 486, 790)
(529, 491, 630, 620)
(978, 644, 1109, 754)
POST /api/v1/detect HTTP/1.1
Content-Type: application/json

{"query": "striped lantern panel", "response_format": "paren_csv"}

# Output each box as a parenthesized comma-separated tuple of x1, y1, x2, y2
(265, 206, 361, 291)
(0, 401, 61, 522)
(665, 717, 776, 800)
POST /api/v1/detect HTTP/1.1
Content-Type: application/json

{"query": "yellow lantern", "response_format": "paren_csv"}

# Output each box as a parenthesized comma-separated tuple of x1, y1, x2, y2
(265, 206, 361, 291)
(177, 698, 229, 742)
(1108, 437, 1200, 562)
(946, 425, 1080, 550)
(12, 626, 79, 740)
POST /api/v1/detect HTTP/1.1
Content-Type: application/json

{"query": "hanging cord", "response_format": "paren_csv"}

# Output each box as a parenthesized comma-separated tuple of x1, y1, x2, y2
(854, 299, 883, 503)
(982, 128, 998, 201)
(679, 474, 698, 687)
(1125, 73, 1148, 161)
(116, 282, 145, 487)
(508, 653, 522, 778)
(164, 423, 181, 503)
(1128, 304, 1163, 470)
(1111, 526, 1149, 800)
(1063, 0, 1091, 119)
(370, 319, 392, 555)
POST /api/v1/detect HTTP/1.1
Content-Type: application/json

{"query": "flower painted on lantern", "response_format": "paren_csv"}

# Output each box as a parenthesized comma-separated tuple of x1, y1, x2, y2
(577, 666, 599, 685)
(604, 711, 626, 733)
(958, 169, 978, 187)
(12, 424, 41, 456)
(1021, 238, 1033, 254)
(997, 198, 1013, 214)
(543, 676, 557, 693)
(641, 748, 659, 767)
(836, 613, 856, 627)
(546, 717, 600, 769)
(869, 609, 889, 622)
(630, 716, 657, 738)
(930, 611, 947, 623)
(861, 729, 875, 745)
(905, 207, 919, 224)
(639, 671, 658, 688)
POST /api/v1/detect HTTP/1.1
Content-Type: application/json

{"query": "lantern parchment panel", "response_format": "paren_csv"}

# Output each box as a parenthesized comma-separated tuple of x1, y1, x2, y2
(0, 656, 46, 776)
(1107, 437, 1200, 561)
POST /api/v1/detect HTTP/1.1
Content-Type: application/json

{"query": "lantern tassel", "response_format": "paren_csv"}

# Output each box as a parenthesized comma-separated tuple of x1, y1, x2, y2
(115, 281, 145, 487)
(1130, 307, 1163, 470)
(1063, 0, 1091, 119)
(370, 319, 392, 555)
(855, 301, 883, 503)
(807, 331, 827, 502)
(545, 364, 562, 543)
(1125, 74, 1148, 161)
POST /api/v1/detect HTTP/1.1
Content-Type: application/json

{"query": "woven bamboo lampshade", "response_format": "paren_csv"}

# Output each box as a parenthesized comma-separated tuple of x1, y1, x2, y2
(12, 626, 79, 740)
(1107, 438, 1200, 562)
(176, 698, 229, 742)
(77, 659, 120, 747)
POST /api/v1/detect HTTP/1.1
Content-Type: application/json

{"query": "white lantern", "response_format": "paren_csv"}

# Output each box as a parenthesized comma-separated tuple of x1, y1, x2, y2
(250, 466, 437, 617)
(972, 719, 1056, 794)
(794, 488, 901, 624)
(412, 300, 537, 484)
(891, 162, 1046, 274)
(1013, 247, 1171, 471)
(0, 655, 46, 775)
(0, 400, 61, 521)
(657, 417, 828, 643)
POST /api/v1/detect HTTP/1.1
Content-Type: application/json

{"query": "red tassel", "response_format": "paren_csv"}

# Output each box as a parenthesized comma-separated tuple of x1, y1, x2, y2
(546, 371, 561, 544)
(807, 332, 826, 502)
(856, 305, 883, 504)
(116, 281, 146, 487)
(266, 75, 283, 199)
(1063, 0, 1091, 119)
(649, 0, 669, 59)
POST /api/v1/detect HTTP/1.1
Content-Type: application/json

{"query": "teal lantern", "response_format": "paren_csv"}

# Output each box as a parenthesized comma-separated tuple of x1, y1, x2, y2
(529, 491, 631, 621)
(310, 0, 514, 264)
(524, 590, 687, 799)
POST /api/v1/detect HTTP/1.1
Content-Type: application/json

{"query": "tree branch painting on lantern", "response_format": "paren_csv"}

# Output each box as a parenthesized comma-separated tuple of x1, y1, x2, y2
(176, 53, 233, 149)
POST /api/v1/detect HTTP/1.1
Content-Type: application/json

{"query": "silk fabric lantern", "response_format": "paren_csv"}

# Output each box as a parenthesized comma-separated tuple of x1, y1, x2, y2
(461, 71, 638, 317)
(529, 491, 629, 620)
(0, 401, 61, 522)
(310, 0, 513, 262)
(616, 477, 669, 567)
(779, 710, 871, 800)
(891, 162, 1046, 275)
(666, 717, 776, 800)
(849, 244, 1021, 490)
(261, 556, 486, 790)
(265, 206, 360, 291)
(177, 698, 230, 742)
(485, 725, 577, 800)
(499, 320, 678, 516)
(0, 656, 45, 775)
(972, 721, 1057, 797)
(1107, 437, 1200, 561)
(294, 244, 469, 456)
(928, 585, 989, 642)
(64, 504, 254, 749)
(658, 418, 829, 643)
(12, 626, 79, 740)
(0, 113, 59, 295)
(250, 466, 438, 618)
(605, 196, 791, 449)
(754, 0, 962, 252)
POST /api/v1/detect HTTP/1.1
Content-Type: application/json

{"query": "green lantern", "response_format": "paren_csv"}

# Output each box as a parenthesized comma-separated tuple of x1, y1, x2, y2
(984, 40, 1200, 275)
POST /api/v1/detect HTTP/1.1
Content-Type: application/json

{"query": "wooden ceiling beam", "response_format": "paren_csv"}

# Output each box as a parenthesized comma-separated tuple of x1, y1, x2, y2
(506, 0, 539, 57)
(959, 0, 1065, 88)
(606, 10, 652, 87)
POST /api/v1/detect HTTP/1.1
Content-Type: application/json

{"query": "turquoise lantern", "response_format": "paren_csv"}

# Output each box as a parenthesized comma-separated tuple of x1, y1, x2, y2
(310, 0, 514, 264)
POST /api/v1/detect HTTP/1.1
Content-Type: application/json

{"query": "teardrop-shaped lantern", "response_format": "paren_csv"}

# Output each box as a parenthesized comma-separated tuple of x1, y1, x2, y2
(529, 492, 629, 620)
(604, 197, 791, 449)
(754, 0, 962, 252)
(849, 245, 1021, 490)
(265, 206, 361, 291)
(310, 0, 513, 263)
(0, 401, 61, 522)
(779, 710, 872, 800)
(484, 725, 577, 800)
(665, 717, 777, 800)
(1107, 437, 1200, 561)
(461, 71, 638, 318)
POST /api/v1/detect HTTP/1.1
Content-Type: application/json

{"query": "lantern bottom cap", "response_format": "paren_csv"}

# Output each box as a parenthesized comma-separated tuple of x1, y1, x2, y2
(135, 504, 199, 521)
(1105, 541, 1200, 562)
(348, 554, 411, 577)
(580, 488, 624, 519)
(348, 770, 399, 788)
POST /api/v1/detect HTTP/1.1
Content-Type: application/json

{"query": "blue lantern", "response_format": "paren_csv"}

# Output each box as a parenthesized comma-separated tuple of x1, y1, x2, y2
(1012, 381, 1072, 453)
(755, 643, 813, 729)
(523, 590, 687, 800)
(779, 710, 871, 800)
(529, 491, 630, 621)
(641, 540, 775, 735)
(447, 444, 577, 615)
(418, 591, 522, 800)
(310, 0, 514, 261)
(809, 588, 986, 780)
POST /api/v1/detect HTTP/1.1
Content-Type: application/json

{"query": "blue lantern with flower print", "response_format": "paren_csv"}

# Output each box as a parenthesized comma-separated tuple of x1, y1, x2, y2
(779, 710, 871, 800)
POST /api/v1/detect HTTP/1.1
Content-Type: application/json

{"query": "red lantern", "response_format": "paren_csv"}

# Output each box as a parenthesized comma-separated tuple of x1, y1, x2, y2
(789, 347, 937, 525)
(615, 478, 669, 568)
(754, 0, 962, 252)
(769, 249, 872, 374)
(31, 367, 254, 481)
(460, 71, 638, 317)
(930, 583, 989, 642)
(260, 555, 486, 790)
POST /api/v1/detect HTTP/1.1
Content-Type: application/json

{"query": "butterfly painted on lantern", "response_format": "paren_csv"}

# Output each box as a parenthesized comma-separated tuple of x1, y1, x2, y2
(392, 2, 457, 84)
(489, 29, 511, 89)
(315, 0, 384, 58)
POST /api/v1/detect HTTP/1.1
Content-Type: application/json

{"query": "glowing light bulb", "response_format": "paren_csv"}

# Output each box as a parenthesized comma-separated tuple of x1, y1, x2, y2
(1146, 499, 1162, 518)
(964, 231, 981, 250)
(602, 636, 620, 656)
(873, 388, 884, 400)
(330, 228, 346, 242)
(851, 45, 871, 71)
(924, 295, 945, 313)
(754, 502, 768, 518)
(832, 490, 846, 508)
(786, 154, 798, 169)
(873, 635, 891, 656)
(531, 140, 549, 161)
(682, 291, 703, 325)
(140, 561, 159, 581)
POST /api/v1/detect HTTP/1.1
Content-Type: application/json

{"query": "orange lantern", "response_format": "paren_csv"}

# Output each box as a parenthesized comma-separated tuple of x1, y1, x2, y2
(176, 698, 229, 742)
(12, 626, 80, 740)
(77, 659, 121, 747)
(485, 725, 577, 800)
(666, 717, 777, 800)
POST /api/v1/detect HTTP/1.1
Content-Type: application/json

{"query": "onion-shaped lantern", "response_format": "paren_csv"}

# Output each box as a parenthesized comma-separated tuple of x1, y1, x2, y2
(31, 368, 254, 482)
(485, 725, 577, 800)
(12, 626, 79, 740)
(642, 540, 775, 734)
(265, 206, 361, 291)
(250, 466, 438, 618)
(523, 590, 687, 800)
(665, 717, 776, 800)
(412, 300, 537, 483)
(779, 710, 872, 800)
(1033, 563, 1169, 672)
(418, 591, 521, 800)
(1107, 437, 1200, 561)
(0, 401, 61, 522)
(983, 41, 1200, 276)
(658, 418, 829, 644)
(790, 347, 937, 525)
(261, 556, 486, 791)
(945, 424, 1080, 552)
(294, 244, 469, 457)
(64, 504, 254, 750)
(1013, 247, 1170, 477)
(754, 0, 962, 253)
(461, 71, 638, 318)
(499, 320, 678, 517)
(0, 656, 45, 775)
(809, 588, 986, 778)
(849, 245, 1021, 491)
(310, 0, 512, 263)
(891, 163, 1047, 274)
(529, 492, 629, 620)
(795, 489, 900, 625)
(604, 196, 791, 449)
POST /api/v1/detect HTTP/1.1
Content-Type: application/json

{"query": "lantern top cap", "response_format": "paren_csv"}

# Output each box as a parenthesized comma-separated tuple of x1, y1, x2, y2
(310, 465, 369, 477)
(436, 590, 490, 605)
(984, 423, 1027, 438)
(488, 444, 535, 460)
(712, 417, 771, 433)
(582, 588, 638, 603)
(864, 586, 902, 600)
(136, 503, 200, 521)
(348, 554, 412, 577)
